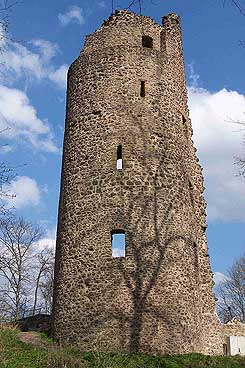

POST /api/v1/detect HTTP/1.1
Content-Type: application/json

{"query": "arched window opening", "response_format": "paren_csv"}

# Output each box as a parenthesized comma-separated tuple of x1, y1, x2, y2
(142, 35, 153, 48)
(111, 230, 125, 258)
(117, 145, 123, 170)
(182, 115, 186, 125)
(140, 81, 146, 97)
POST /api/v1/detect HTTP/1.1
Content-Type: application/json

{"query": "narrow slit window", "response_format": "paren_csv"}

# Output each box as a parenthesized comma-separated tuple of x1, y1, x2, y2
(140, 81, 146, 97)
(111, 230, 125, 258)
(117, 145, 123, 170)
(189, 181, 194, 206)
(182, 115, 188, 138)
(193, 242, 199, 274)
(142, 35, 153, 48)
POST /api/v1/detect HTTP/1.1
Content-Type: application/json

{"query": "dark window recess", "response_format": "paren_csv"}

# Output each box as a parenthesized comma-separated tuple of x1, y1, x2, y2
(189, 181, 194, 206)
(117, 145, 123, 170)
(142, 35, 153, 48)
(111, 230, 126, 258)
(223, 344, 228, 356)
(182, 115, 189, 138)
(140, 81, 146, 97)
(193, 242, 199, 273)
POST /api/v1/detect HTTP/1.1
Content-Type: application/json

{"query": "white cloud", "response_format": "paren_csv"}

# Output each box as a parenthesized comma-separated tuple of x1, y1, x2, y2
(0, 144, 13, 153)
(213, 271, 230, 286)
(1, 39, 68, 89)
(36, 237, 56, 251)
(36, 227, 56, 251)
(5, 176, 40, 209)
(2, 43, 44, 80)
(0, 85, 58, 152)
(31, 39, 59, 63)
(49, 64, 68, 89)
(188, 63, 200, 88)
(98, 1, 106, 8)
(188, 86, 245, 222)
(112, 247, 125, 258)
(58, 6, 85, 27)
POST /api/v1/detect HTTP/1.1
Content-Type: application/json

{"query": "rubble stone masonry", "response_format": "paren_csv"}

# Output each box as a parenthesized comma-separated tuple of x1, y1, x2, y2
(52, 10, 244, 354)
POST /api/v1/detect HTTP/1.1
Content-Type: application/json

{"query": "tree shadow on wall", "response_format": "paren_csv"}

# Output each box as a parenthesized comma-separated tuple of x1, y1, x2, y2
(111, 105, 199, 353)
(76, 105, 200, 354)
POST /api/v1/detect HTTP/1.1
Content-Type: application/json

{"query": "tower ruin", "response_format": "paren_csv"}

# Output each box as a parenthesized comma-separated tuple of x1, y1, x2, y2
(52, 10, 223, 354)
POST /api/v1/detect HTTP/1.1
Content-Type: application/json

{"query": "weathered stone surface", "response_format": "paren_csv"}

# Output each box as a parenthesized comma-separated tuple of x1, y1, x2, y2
(52, 10, 243, 355)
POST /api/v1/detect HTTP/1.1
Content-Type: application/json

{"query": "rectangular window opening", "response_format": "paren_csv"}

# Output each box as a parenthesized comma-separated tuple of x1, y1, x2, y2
(182, 115, 186, 125)
(142, 35, 153, 48)
(111, 230, 125, 258)
(140, 81, 146, 97)
(223, 344, 228, 356)
(117, 145, 123, 170)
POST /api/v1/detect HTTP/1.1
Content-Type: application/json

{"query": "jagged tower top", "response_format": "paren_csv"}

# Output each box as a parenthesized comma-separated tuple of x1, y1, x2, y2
(82, 10, 181, 54)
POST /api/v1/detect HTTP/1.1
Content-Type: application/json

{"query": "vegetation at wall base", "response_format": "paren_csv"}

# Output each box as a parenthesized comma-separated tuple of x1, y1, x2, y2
(0, 327, 245, 368)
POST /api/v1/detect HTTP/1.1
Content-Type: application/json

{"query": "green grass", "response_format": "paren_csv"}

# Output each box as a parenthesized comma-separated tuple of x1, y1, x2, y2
(83, 351, 245, 368)
(0, 328, 245, 368)
(0, 328, 87, 368)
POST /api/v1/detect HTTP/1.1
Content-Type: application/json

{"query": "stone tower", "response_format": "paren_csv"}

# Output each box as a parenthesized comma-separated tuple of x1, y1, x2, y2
(52, 10, 220, 355)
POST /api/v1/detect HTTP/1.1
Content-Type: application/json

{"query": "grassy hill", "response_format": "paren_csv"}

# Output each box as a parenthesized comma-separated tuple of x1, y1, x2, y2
(1, 327, 245, 368)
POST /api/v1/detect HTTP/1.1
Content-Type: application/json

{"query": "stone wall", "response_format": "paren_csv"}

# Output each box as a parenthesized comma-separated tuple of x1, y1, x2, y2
(204, 317, 245, 355)
(52, 10, 231, 355)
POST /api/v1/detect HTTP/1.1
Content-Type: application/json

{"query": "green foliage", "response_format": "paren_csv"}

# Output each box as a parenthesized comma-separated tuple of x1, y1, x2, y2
(0, 328, 245, 368)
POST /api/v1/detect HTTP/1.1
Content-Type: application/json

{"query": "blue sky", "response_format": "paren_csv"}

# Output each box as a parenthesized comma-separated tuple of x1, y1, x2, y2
(1, 0, 245, 283)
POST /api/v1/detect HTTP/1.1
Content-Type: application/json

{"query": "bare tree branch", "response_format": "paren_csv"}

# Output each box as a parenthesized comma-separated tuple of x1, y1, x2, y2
(0, 217, 42, 320)
(223, 0, 245, 14)
(32, 248, 54, 315)
(216, 255, 245, 323)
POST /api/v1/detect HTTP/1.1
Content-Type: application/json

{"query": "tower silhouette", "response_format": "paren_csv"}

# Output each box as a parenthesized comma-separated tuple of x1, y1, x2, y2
(52, 10, 220, 354)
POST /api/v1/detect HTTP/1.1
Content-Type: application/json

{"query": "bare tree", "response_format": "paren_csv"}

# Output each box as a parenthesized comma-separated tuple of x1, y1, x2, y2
(216, 255, 245, 323)
(0, 1, 20, 215)
(111, 0, 144, 14)
(0, 157, 16, 216)
(223, 0, 245, 15)
(224, 117, 245, 177)
(39, 256, 54, 314)
(235, 139, 245, 177)
(0, 1, 9, 49)
(0, 0, 17, 49)
(32, 248, 54, 315)
(232, 118, 245, 176)
(0, 217, 42, 320)
(236, 155, 245, 176)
